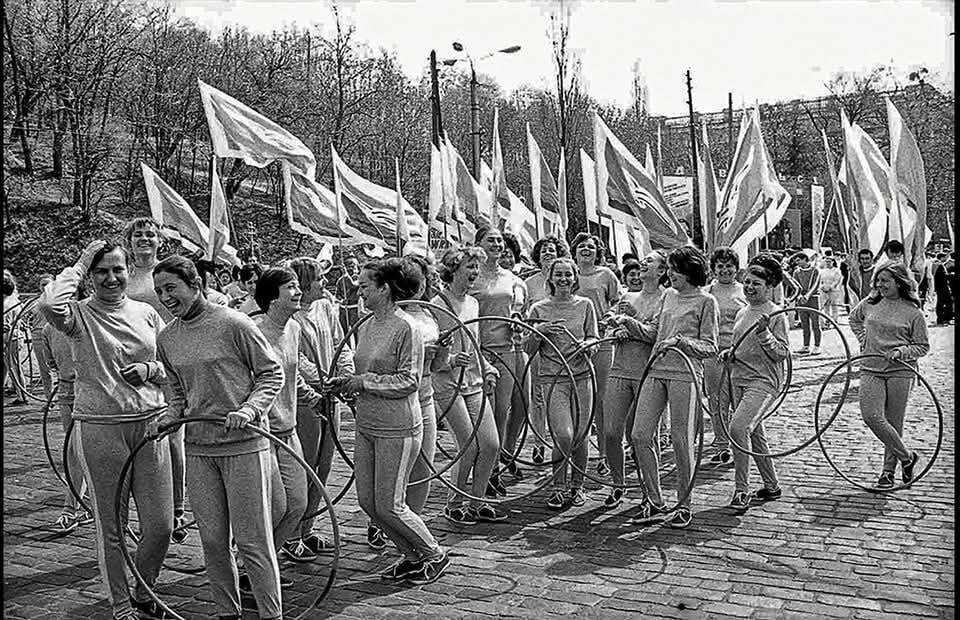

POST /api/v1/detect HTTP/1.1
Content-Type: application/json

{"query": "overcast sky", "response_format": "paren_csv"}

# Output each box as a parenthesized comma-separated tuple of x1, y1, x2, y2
(172, 0, 954, 116)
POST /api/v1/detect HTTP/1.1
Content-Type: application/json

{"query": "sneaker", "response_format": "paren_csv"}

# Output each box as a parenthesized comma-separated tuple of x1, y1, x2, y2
(569, 488, 587, 507)
(532, 446, 545, 465)
(301, 533, 336, 555)
(810, 345, 821, 355)
(113, 609, 140, 620)
(171, 512, 188, 544)
(658, 435, 672, 451)
(876, 471, 895, 489)
(596, 458, 610, 477)
(406, 551, 450, 585)
(380, 557, 424, 580)
(53, 512, 78, 535)
(489, 476, 507, 497)
(367, 524, 387, 550)
(546, 490, 567, 510)
(901, 451, 920, 484)
(603, 488, 625, 509)
(709, 449, 732, 465)
(668, 507, 693, 529)
(729, 491, 751, 511)
(131, 598, 167, 619)
(281, 539, 317, 563)
(279, 574, 293, 588)
(753, 487, 782, 502)
(503, 459, 524, 481)
(74, 509, 94, 526)
(443, 505, 477, 525)
(472, 503, 508, 523)
(796, 346, 810, 355)
(630, 498, 668, 524)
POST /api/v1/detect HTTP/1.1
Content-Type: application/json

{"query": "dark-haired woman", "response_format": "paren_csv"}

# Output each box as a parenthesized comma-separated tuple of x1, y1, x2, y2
(524, 235, 569, 464)
(630, 246, 718, 529)
(718, 257, 788, 511)
(329, 258, 448, 585)
(525, 257, 599, 510)
(152, 255, 285, 620)
(704, 247, 747, 466)
(472, 226, 529, 492)
(848, 261, 929, 489)
(432, 247, 504, 523)
(570, 232, 620, 477)
(39, 240, 173, 620)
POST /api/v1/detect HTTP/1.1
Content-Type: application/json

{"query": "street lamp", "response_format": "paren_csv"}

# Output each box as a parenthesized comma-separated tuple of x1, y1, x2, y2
(443, 42, 521, 179)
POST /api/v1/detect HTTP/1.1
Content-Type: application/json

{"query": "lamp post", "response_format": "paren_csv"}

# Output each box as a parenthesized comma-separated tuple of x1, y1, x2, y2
(443, 43, 521, 179)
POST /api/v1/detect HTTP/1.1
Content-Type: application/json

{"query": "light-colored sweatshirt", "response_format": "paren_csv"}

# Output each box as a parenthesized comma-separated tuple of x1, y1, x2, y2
(641, 287, 719, 382)
(294, 297, 355, 409)
(255, 314, 323, 436)
(470, 267, 526, 350)
(353, 307, 424, 438)
(730, 301, 790, 395)
(707, 281, 747, 349)
(524, 272, 550, 307)
(525, 295, 599, 379)
(609, 287, 664, 379)
(39, 265, 167, 422)
(41, 322, 76, 401)
(404, 305, 441, 407)
(157, 301, 284, 456)
(577, 266, 621, 318)
(431, 292, 486, 397)
(848, 297, 929, 377)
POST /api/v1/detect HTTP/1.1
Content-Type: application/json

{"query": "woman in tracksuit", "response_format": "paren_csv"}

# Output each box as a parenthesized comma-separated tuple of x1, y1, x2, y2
(153, 255, 285, 620)
(39, 240, 173, 620)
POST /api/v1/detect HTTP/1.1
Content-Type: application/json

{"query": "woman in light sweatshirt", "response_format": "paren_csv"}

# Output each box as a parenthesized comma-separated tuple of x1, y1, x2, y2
(39, 240, 173, 620)
(630, 246, 719, 530)
(720, 256, 789, 511)
(328, 258, 448, 585)
(848, 261, 929, 489)
(153, 255, 285, 620)
(524, 257, 600, 511)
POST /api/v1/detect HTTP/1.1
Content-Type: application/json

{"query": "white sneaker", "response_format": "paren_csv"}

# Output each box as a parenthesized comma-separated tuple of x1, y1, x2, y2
(810, 345, 821, 355)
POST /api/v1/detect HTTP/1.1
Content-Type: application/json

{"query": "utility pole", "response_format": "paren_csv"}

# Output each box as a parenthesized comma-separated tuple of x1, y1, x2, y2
(686, 69, 703, 249)
(429, 51, 443, 148)
(469, 62, 481, 179)
(727, 92, 734, 167)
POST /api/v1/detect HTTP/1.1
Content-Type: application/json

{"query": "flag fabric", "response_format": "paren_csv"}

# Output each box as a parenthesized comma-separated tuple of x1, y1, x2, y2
(480, 160, 537, 255)
(331, 147, 428, 253)
(490, 108, 509, 228)
(655, 123, 665, 192)
(948, 213, 955, 249)
(557, 148, 568, 236)
(440, 137, 465, 226)
(821, 130, 853, 253)
(644, 144, 657, 183)
(208, 156, 231, 264)
(140, 162, 239, 265)
(840, 109, 891, 257)
(198, 80, 316, 177)
(885, 96, 929, 276)
(579, 149, 599, 225)
(282, 162, 378, 247)
(715, 108, 792, 258)
(316, 242, 334, 268)
(593, 112, 689, 250)
(697, 120, 720, 253)
(395, 158, 410, 254)
(527, 124, 562, 236)
(443, 137, 488, 240)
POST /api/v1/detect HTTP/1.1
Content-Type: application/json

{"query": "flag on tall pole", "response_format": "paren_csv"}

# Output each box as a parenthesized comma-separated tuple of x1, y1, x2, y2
(395, 157, 409, 255)
(282, 162, 379, 246)
(885, 96, 929, 276)
(644, 143, 657, 182)
(696, 120, 720, 253)
(490, 108, 508, 228)
(199, 80, 316, 177)
(655, 122, 665, 192)
(526, 124, 561, 237)
(557, 148, 568, 237)
(948, 213, 955, 249)
(580, 149, 599, 227)
(840, 108, 891, 257)
(208, 156, 231, 264)
(480, 160, 536, 255)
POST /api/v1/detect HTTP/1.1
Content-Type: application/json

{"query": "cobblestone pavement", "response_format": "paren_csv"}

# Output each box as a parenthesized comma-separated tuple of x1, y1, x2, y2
(3, 317, 954, 619)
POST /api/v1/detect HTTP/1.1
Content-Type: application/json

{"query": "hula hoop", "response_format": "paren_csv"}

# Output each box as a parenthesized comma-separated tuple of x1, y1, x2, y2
(717, 306, 852, 459)
(813, 353, 943, 494)
(41, 384, 66, 486)
(116, 416, 340, 620)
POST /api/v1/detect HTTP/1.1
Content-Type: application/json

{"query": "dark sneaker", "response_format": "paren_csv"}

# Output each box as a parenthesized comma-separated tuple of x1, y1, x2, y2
(367, 524, 387, 550)
(753, 487, 782, 502)
(472, 503, 508, 523)
(532, 446, 545, 464)
(729, 491, 751, 511)
(407, 551, 450, 585)
(132, 597, 167, 619)
(569, 488, 587, 507)
(113, 609, 140, 620)
(630, 499, 668, 524)
(503, 460, 524, 481)
(380, 557, 424, 580)
(171, 512, 188, 544)
(281, 539, 317, 563)
(709, 450, 732, 465)
(667, 507, 693, 529)
(603, 488, 625, 509)
(53, 512, 79, 536)
(443, 505, 477, 525)
(901, 451, 919, 484)
(302, 533, 336, 554)
(877, 471, 895, 489)
(546, 490, 567, 510)
(491, 477, 507, 497)
(596, 459, 610, 477)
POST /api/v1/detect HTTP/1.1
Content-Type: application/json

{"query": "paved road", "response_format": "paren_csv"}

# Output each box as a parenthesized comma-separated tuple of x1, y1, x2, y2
(3, 318, 954, 619)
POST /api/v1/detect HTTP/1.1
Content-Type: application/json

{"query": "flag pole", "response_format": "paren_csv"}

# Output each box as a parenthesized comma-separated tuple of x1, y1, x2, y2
(331, 144, 345, 271)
